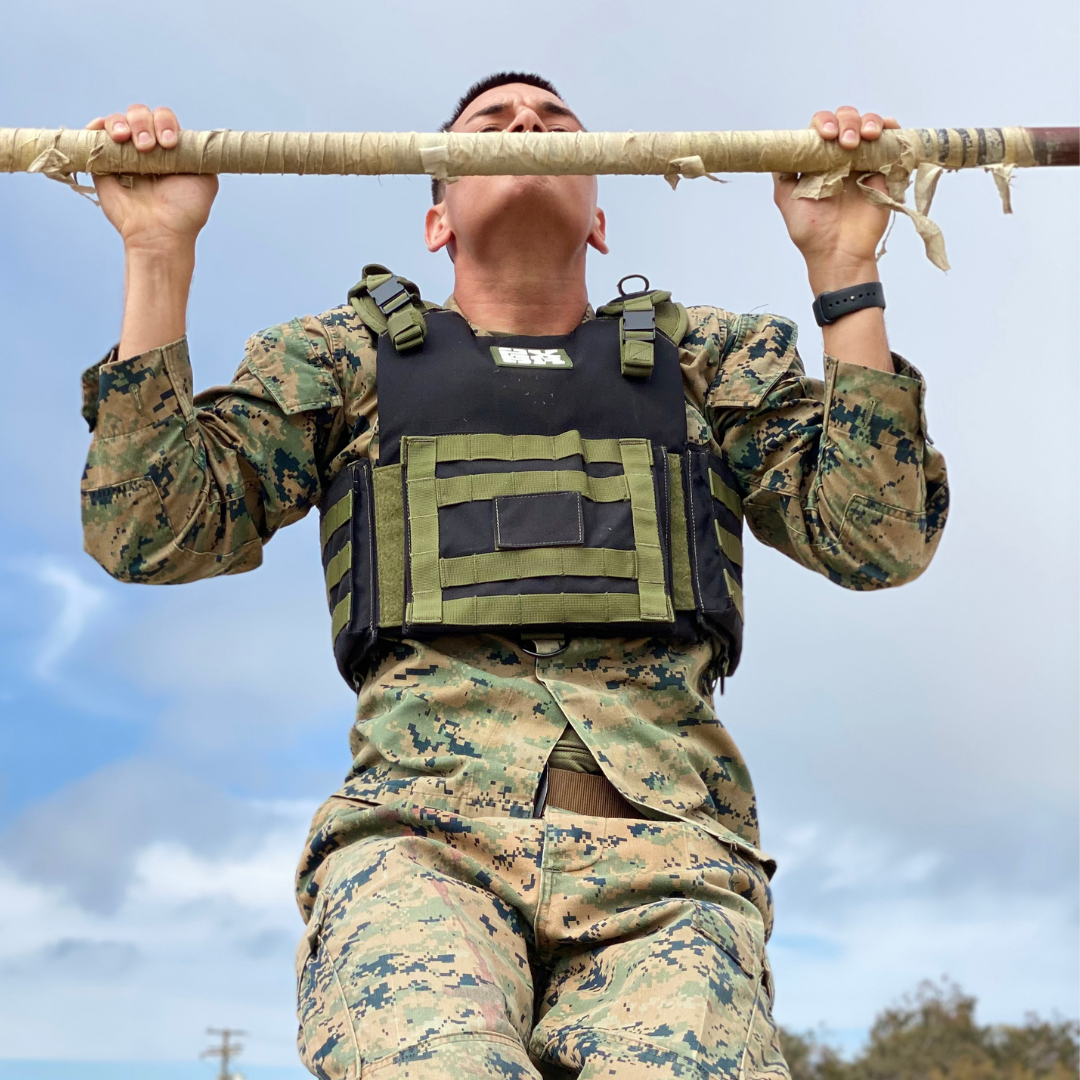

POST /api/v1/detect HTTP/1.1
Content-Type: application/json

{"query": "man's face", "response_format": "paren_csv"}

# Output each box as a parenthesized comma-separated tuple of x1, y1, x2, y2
(426, 83, 607, 261)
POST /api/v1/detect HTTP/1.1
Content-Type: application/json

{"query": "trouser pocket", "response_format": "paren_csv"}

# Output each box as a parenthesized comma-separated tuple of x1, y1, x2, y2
(296, 893, 358, 1080)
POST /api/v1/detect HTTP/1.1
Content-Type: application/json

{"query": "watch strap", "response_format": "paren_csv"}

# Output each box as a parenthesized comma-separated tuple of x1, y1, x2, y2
(812, 281, 885, 327)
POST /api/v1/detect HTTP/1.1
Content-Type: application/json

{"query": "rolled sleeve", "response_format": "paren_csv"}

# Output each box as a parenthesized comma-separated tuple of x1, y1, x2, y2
(812, 353, 947, 587)
(704, 309, 949, 591)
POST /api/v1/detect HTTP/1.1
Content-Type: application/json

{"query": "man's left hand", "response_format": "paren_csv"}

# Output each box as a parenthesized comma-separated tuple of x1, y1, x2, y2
(774, 106, 900, 293)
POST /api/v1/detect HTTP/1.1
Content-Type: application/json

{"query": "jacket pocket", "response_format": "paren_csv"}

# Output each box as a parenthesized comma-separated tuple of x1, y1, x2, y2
(705, 314, 798, 411)
(246, 318, 341, 415)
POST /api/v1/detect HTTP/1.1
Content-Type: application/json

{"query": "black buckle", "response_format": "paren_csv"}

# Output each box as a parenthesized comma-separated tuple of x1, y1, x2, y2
(369, 276, 410, 315)
(622, 307, 655, 338)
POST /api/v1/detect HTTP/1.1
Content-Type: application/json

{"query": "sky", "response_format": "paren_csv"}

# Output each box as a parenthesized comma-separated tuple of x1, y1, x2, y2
(0, 0, 1077, 1072)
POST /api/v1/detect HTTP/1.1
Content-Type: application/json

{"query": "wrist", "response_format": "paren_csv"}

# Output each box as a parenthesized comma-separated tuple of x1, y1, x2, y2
(806, 257, 880, 296)
(123, 242, 195, 303)
(124, 234, 197, 269)
(120, 243, 194, 362)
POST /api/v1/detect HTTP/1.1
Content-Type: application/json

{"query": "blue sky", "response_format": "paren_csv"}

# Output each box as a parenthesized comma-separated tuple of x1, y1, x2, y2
(1, 0, 1077, 1071)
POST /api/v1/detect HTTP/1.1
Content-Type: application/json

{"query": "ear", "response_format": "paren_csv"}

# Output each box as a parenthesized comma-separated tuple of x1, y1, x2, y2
(425, 202, 453, 253)
(588, 207, 609, 255)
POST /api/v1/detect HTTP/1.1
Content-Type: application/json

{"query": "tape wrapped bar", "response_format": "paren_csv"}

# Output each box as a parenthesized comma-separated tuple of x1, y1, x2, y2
(2, 127, 1075, 177)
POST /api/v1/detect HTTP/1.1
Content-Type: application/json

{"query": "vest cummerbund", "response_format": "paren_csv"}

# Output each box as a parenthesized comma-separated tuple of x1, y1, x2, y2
(319, 309, 744, 689)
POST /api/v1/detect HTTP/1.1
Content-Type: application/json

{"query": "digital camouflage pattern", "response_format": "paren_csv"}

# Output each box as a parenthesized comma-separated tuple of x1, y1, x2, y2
(80, 295, 947, 847)
(80, 289, 948, 1077)
(295, 794, 786, 1079)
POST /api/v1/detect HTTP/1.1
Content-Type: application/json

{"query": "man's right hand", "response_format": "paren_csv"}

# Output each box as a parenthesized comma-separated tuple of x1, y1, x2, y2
(88, 105, 216, 358)
(86, 105, 218, 253)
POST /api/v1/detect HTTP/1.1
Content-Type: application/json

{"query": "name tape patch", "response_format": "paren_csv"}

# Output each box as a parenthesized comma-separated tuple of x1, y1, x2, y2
(491, 346, 573, 369)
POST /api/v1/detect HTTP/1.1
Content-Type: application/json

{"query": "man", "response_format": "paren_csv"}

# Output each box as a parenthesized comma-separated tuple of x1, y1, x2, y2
(81, 74, 948, 1079)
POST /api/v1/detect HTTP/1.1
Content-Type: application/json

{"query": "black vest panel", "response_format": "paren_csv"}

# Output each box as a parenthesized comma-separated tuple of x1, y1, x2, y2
(377, 311, 687, 464)
(320, 306, 744, 690)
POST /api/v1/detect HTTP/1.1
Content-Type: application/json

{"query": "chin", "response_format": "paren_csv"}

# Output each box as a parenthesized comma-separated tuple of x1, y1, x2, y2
(447, 174, 595, 254)
(455, 173, 589, 218)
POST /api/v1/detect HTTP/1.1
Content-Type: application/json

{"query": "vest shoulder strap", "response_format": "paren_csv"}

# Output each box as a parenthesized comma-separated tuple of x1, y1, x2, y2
(347, 264, 432, 353)
(348, 267, 690, 368)
(596, 289, 689, 378)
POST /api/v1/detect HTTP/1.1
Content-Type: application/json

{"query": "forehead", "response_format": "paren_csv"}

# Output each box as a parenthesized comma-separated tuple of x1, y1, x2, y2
(452, 82, 576, 129)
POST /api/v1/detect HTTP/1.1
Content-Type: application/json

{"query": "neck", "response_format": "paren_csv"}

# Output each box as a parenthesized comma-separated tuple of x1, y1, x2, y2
(451, 245, 589, 336)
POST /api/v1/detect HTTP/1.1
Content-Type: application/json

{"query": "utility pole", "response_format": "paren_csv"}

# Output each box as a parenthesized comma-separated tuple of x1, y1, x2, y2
(201, 1027, 246, 1080)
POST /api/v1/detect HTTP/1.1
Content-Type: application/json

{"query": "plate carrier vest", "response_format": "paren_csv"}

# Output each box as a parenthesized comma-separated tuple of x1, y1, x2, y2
(319, 266, 745, 690)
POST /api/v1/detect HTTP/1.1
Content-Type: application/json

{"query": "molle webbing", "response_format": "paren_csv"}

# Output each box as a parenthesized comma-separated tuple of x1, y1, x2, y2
(321, 488, 353, 641)
(431, 432, 624, 463)
(710, 467, 744, 566)
(435, 470, 628, 506)
(442, 593, 645, 625)
(320, 493, 352, 547)
(401, 432, 672, 629)
(319, 488, 354, 643)
(440, 547, 638, 587)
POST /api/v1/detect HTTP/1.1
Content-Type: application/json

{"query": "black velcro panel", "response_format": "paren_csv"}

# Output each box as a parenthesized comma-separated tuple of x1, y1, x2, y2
(494, 492, 584, 549)
(439, 500, 634, 558)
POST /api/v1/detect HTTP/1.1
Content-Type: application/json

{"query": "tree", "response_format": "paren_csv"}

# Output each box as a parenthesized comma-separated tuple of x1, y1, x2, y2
(780, 980, 1078, 1080)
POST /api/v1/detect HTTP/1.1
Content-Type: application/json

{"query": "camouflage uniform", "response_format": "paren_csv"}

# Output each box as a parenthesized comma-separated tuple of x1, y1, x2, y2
(80, 293, 948, 1078)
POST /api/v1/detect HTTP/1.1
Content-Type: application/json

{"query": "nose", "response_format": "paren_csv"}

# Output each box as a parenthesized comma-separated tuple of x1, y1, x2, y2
(508, 106, 547, 133)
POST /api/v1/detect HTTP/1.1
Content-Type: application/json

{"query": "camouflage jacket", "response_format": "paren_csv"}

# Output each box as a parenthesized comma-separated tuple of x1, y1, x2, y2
(80, 294, 948, 861)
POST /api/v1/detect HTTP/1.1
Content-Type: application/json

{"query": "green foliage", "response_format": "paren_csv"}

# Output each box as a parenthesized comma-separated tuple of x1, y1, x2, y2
(781, 980, 1079, 1080)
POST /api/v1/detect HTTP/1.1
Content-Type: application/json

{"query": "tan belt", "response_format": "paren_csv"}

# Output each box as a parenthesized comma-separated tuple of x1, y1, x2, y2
(542, 767, 649, 819)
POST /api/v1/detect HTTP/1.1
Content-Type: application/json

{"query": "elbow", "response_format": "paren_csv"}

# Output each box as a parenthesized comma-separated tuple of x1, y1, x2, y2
(81, 476, 263, 584)
(82, 477, 182, 583)
(824, 491, 948, 591)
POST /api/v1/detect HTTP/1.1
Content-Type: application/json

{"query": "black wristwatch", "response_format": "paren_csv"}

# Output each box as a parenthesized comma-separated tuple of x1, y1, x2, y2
(812, 281, 885, 327)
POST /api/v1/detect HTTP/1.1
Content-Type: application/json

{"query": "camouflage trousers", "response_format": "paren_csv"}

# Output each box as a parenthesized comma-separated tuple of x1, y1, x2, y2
(295, 798, 789, 1079)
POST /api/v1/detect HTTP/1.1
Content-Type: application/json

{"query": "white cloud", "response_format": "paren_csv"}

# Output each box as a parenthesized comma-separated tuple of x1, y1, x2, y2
(130, 801, 312, 913)
(770, 890, 1079, 1033)
(20, 559, 107, 679)
(769, 824, 944, 894)
(766, 820, 1080, 1032)
(0, 799, 313, 1064)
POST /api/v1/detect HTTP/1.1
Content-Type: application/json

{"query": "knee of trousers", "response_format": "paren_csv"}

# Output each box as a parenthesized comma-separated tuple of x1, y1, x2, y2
(296, 837, 537, 1077)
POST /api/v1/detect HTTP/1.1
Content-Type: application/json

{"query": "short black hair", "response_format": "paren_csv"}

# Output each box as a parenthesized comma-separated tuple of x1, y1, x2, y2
(432, 72, 564, 203)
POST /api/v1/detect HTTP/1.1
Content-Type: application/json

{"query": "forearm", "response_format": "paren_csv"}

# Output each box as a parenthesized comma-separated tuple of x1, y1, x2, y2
(807, 257, 893, 374)
(119, 242, 195, 361)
